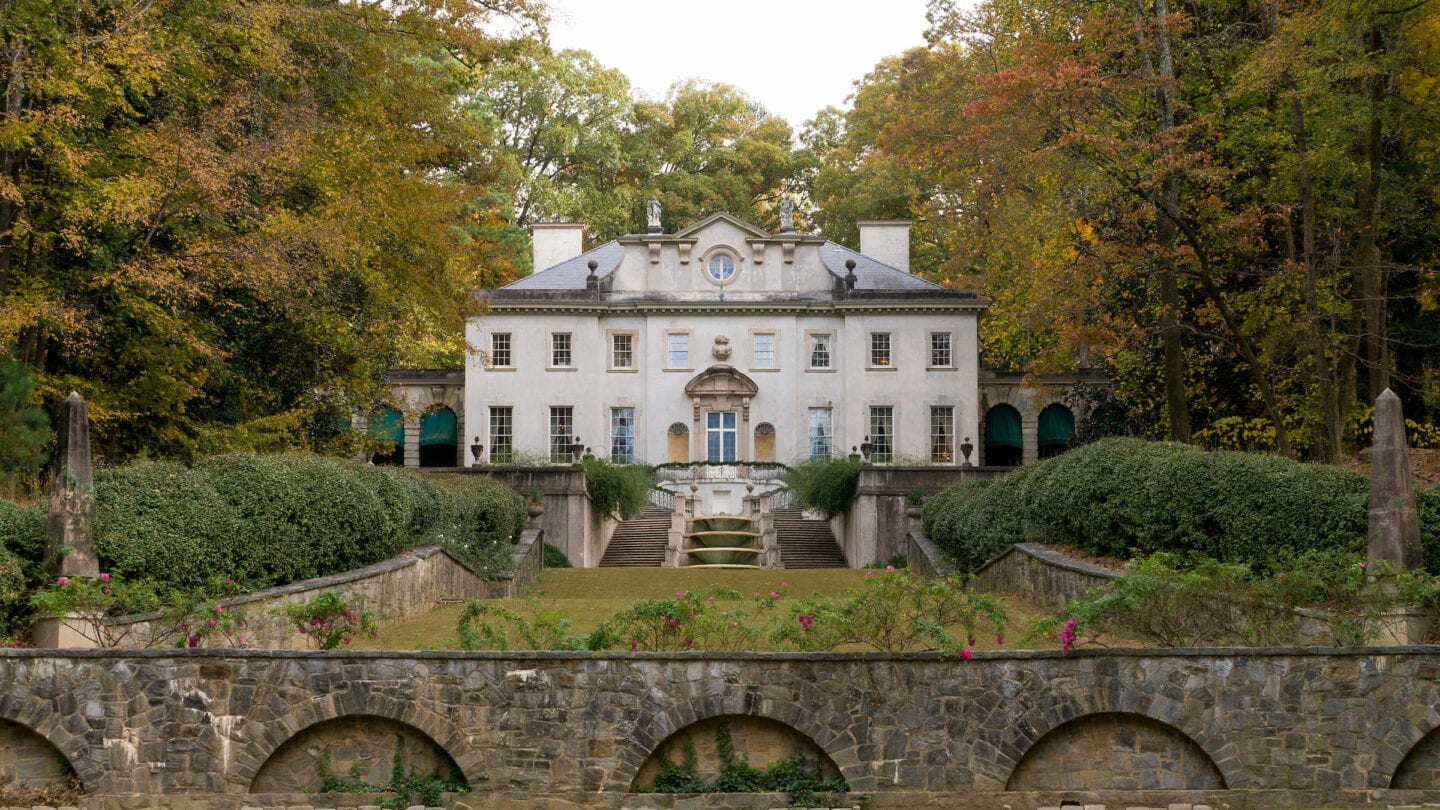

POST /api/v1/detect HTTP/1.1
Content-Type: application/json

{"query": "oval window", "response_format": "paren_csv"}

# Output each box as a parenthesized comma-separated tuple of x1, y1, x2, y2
(707, 254, 736, 282)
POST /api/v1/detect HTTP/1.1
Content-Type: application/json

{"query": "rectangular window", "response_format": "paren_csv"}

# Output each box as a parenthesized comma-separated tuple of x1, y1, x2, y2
(808, 408, 833, 461)
(549, 406, 574, 462)
(930, 332, 952, 367)
(809, 334, 831, 368)
(930, 406, 954, 463)
(611, 333, 634, 369)
(870, 406, 894, 463)
(610, 407, 635, 463)
(753, 332, 776, 368)
(705, 411, 738, 462)
(490, 333, 512, 368)
(489, 407, 513, 463)
(551, 333, 572, 367)
(870, 332, 892, 367)
(668, 333, 689, 368)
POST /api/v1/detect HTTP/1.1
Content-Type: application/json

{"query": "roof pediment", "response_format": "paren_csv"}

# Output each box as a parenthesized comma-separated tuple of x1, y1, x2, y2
(672, 212, 772, 240)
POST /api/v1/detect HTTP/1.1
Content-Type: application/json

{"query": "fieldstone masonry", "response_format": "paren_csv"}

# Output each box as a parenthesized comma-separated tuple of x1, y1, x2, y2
(3, 648, 1440, 808)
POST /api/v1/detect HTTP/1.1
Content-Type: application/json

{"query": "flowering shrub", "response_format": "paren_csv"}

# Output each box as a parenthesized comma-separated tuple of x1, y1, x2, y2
(29, 572, 249, 648)
(1027, 551, 1440, 650)
(283, 591, 378, 650)
(771, 568, 1007, 654)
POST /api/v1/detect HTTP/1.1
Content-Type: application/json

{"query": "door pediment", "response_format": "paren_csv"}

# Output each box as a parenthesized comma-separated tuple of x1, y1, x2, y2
(684, 366, 759, 398)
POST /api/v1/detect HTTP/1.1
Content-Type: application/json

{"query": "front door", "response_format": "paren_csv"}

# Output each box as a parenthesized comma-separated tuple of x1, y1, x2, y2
(706, 411, 737, 462)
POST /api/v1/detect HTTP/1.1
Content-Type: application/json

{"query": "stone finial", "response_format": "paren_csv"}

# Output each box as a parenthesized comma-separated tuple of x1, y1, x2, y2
(585, 259, 599, 291)
(844, 259, 857, 291)
(1368, 388, 1423, 571)
(46, 392, 100, 578)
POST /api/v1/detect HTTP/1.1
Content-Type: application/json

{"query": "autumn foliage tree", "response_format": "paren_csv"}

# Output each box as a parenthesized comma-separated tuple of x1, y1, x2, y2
(803, 0, 1440, 459)
(0, 0, 544, 461)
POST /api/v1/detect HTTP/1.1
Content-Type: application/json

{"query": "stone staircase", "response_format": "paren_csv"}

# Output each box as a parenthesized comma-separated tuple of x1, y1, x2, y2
(599, 506, 672, 567)
(773, 507, 848, 568)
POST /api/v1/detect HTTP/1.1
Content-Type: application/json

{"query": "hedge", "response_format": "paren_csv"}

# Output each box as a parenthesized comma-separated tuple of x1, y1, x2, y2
(2, 454, 526, 591)
(786, 457, 862, 518)
(922, 438, 1433, 574)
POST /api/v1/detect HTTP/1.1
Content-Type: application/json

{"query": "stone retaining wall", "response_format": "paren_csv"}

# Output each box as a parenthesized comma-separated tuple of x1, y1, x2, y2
(971, 542, 1118, 609)
(4, 647, 1440, 808)
(94, 529, 544, 650)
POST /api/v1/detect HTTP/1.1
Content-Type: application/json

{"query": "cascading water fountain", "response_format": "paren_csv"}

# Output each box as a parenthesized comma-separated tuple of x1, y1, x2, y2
(678, 515, 763, 568)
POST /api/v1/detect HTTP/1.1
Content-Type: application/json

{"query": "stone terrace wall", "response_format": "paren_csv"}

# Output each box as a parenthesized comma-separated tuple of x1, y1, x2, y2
(6, 647, 1440, 808)
(103, 529, 543, 650)
(972, 542, 1118, 610)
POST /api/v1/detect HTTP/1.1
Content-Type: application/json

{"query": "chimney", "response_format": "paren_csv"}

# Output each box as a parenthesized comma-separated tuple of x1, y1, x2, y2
(857, 220, 912, 274)
(529, 223, 585, 275)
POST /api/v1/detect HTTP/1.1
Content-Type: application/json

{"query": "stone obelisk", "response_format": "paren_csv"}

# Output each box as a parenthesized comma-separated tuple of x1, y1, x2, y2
(45, 391, 100, 578)
(1367, 388, 1423, 572)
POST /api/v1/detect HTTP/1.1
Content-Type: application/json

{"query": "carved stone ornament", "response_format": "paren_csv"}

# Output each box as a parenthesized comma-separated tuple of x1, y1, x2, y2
(712, 335, 732, 362)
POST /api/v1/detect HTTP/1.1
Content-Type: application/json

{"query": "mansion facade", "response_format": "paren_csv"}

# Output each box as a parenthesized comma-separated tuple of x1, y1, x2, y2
(375, 211, 1089, 469)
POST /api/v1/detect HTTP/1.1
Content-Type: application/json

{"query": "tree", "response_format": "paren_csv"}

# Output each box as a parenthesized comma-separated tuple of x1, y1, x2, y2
(0, 0, 545, 460)
(0, 354, 47, 495)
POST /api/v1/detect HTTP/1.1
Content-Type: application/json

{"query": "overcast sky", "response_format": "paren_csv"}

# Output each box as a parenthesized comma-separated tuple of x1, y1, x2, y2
(547, 0, 938, 129)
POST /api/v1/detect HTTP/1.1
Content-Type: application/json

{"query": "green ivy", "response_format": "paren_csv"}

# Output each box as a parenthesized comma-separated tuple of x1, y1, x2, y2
(645, 722, 848, 805)
(785, 457, 861, 518)
(581, 458, 653, 520)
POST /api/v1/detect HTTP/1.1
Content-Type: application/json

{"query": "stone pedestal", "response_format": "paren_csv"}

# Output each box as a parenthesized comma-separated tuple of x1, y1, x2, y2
(31, 615, 97, 649)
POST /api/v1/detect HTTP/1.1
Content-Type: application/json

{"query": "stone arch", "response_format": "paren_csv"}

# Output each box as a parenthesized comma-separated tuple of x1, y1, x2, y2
(983, 403, 1023, 467)
(1005, 712, 1225, 791)
(608, 686, 864, 792)
(630, 714, 841, 792)
(1037, 403, 1075, 458)
(418, 405, 459, 468)
(249, 715, 463, 793)
(975, 679, 1244, 792)
(1389, 724, 1440, 789)
(0, 715, 87, 795)
(231, 690, 482, 791)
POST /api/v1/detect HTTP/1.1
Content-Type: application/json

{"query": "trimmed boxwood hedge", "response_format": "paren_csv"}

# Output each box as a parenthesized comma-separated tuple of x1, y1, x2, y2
(924, 438, 1440, 574)
(0, 454, 526, 591)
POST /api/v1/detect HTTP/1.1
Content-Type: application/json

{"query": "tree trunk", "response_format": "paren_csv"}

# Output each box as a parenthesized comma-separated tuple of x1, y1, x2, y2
(1356, 23, 1389, 400)
(1135, 0, 1191, 442)
(1285, 72, 1344, 461)
(0, 38, 24, 299)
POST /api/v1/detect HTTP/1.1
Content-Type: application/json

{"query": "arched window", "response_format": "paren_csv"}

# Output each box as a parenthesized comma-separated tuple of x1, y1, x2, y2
(984, 404, 1023, 467)
(369, 409, 404, 466)
(1038, 404, 1076, 458)
(418, 406, 458, 468)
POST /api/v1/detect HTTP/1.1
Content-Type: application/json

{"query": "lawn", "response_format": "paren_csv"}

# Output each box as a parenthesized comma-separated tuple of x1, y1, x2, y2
(353, 568, 1068, 652)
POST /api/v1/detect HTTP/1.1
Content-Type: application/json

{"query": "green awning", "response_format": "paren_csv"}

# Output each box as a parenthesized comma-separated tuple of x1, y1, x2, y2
(985, 405, 1023, 449)
(368, 410, 404, 446)
(419, 407, 457, 447)
(1039, 406, 1075, 447)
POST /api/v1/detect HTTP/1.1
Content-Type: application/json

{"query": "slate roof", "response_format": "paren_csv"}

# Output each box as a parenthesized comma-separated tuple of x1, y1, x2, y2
(494, 236, 954, 295)
(817, 243, 945, 291)
(502, 241, 625, 290)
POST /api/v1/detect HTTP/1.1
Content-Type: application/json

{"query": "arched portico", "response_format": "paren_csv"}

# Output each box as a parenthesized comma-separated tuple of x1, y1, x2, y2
(683, 366, 759, 462)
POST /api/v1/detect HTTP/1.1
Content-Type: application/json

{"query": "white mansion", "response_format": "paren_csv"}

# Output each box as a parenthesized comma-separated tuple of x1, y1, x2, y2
(376, 210, 1088, 469)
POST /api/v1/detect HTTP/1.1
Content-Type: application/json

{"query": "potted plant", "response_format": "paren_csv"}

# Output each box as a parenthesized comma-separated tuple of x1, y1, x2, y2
(525, 489, 545, 519)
